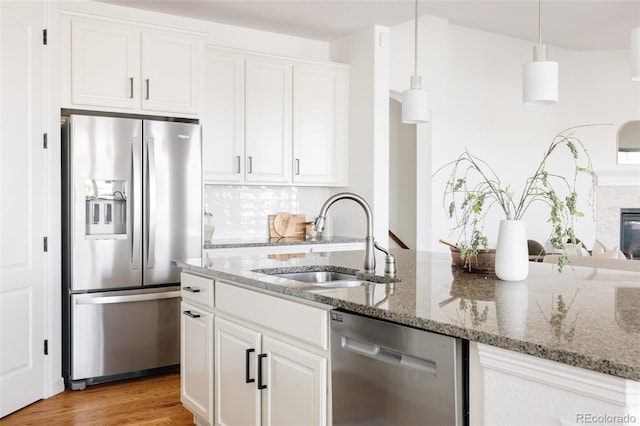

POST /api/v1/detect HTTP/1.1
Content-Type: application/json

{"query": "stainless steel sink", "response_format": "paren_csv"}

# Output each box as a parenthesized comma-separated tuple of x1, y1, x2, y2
(269, 270, 367, 288)
(275, 271, 356, 283)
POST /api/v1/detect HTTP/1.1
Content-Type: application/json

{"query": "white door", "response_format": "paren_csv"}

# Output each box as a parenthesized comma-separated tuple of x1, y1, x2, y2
(202, 50, 245, 183)
(141, 30, 201, 115)
(70, 19, 139, 110)
(292, 64, 348, 186)
(215, 317, 261, 426)
(0, 0, 46, 417)
(245, 58, 291, 183)
(261, 336, 327, 426)
(180, 302, 214, 425)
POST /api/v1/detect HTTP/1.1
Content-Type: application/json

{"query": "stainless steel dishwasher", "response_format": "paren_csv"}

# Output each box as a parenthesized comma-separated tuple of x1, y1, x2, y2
(330, 310, 467, 425)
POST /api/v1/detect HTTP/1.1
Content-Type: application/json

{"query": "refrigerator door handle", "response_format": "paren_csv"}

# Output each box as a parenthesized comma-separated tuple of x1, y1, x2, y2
(75, 290, 181, 305)
(131, 140, 141, 270)
(147, 138, 156, 269)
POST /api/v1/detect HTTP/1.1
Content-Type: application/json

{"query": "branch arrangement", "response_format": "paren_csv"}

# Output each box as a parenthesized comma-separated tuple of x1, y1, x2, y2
(436, 125, 598, 270)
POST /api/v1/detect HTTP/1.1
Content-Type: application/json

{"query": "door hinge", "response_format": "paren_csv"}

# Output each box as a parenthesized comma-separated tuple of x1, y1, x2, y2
(43, 133, 48, 149)
(43, 237, 48, 252)
(44, 339, 48, 355)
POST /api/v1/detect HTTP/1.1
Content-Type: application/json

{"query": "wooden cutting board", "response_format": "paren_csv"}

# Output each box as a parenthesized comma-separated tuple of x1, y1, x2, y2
(268, 212, 306, 237)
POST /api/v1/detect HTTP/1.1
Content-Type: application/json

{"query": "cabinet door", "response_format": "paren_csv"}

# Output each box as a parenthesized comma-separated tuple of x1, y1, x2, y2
(0, 0, 46, 417)
(71, 19, 140, 110)
(261, 336, 327, 426)
(202, 50, 244, 183)
(245, 58, 291, 183)
(180, 302, 214, 425)
(141, 30, 201, 115)
(215, 317, 261, 426)
(292, 64, 348, 186)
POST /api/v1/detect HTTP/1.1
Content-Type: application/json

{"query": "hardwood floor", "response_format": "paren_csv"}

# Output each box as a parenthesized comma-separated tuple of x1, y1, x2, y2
(0, 373, 194, 425)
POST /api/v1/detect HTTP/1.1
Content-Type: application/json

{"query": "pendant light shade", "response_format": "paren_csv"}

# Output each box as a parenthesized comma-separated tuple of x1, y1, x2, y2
(402, 76, 429, 123)
(523, 46, 558, 104)
(632, 26, 640, 81)
(402, 0, 429, 123)
(522, 0, 558, 105)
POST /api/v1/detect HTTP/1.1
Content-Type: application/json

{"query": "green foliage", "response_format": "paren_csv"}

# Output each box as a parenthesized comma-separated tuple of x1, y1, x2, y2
(436, 125, 599, 271)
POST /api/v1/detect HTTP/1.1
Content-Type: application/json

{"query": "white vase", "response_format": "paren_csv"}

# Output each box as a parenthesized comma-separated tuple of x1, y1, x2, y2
(494, 219, 529, 281)
(204, 224, 215, 243)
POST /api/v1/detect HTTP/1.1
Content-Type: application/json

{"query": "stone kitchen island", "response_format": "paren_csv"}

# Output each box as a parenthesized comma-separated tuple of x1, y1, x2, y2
(176, 249, 640, 426)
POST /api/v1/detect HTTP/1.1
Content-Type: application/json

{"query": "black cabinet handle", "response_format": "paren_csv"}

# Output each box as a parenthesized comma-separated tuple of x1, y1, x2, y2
(183, 310, 200, 318)
(245, 349, 255, 383)
(183, 286, 200, 293)
(129, 77, 134, 99)
(257, 353, 267, 390)
(145, 79, 150, 100)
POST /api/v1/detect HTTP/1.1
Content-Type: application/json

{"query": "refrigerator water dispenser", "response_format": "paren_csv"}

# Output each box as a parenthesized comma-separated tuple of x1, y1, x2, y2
(85, 179, 127, 237)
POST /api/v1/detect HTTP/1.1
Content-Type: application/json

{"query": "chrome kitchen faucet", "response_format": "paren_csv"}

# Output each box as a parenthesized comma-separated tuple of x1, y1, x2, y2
(315, 192, 396, 277)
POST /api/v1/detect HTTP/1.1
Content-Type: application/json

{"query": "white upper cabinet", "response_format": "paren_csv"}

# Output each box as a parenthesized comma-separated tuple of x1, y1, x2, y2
(244, 57, 292, 184)
(292, 63, 348, 186)
(202, 47, 349, 186)
(64, 15, 203, 117)
(140, 30, 201, 114)
(70, 20, 139, 110)
(202, 51, 244, 183)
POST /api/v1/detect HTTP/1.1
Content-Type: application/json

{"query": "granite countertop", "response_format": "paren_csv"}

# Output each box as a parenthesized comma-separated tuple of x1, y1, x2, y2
(175, 249, 640, 381)
(203, 236, 364, 249)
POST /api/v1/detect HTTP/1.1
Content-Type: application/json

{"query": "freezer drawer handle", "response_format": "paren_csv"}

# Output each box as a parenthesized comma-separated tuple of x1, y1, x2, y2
(341, 336, 437, 375)
(183, 286, 201, 293)
(75, 290, 181, 305)
(257, 353, 267, 390)
(183, 310, 201, 319)
(245, 348, 255, 384)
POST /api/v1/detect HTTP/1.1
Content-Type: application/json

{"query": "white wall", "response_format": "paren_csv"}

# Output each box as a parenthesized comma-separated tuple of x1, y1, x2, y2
(390, 17, 640, 253)
(329, 26, 390, 244)
(389, 98, 417, 249)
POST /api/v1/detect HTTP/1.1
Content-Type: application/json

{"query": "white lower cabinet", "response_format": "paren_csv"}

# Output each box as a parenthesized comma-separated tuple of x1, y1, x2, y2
(181, 273, 330, 426)
(215, 317, 261, 426)
(261, 336, 327, 425)
(215, 318, 327, 426)
(181, 301, 214, 426)
(215, 280, 330, 425)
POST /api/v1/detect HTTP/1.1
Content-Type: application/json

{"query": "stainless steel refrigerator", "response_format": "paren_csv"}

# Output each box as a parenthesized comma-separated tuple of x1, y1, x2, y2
(61, 114, 201, 390)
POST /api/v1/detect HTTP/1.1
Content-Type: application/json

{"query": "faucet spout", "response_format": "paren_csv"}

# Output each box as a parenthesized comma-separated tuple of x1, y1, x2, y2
(315, 192, 375, 273)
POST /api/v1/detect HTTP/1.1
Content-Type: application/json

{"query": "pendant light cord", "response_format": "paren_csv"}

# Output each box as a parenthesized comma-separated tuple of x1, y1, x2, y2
(414, 0, 418, 76)
(538, 0, 542, 45)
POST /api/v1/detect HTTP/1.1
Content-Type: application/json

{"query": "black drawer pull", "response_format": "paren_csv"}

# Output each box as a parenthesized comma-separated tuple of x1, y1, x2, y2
(257, 353, 267, 390)
(246, 348, 255, 383)
(183, 286, 201, 293)
(183, 310, 201, 318)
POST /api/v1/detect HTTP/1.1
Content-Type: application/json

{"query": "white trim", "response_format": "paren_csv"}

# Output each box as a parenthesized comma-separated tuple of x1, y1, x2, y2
(477, 343, 640, 407)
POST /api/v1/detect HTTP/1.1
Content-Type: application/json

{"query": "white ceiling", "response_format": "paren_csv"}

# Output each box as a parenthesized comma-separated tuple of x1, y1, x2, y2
(97, 0, 640, 51)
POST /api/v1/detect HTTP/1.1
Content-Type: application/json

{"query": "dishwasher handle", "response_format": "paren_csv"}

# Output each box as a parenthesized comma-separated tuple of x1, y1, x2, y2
(341, 336, 437, 375)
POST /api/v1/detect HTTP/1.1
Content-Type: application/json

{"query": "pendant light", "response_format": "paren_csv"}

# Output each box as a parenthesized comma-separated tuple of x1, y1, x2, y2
(402, 0, 429, 123)
(522, 0, 558, 105)
(632, 26, 640, 81)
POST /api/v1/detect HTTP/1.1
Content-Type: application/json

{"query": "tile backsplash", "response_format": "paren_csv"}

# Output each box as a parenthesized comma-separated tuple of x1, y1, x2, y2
(204, 185, 331, 239)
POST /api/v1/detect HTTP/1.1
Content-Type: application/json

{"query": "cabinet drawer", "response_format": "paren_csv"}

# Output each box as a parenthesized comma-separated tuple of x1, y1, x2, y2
(180, 272, 214, 310)
(216, 281, 329, 351)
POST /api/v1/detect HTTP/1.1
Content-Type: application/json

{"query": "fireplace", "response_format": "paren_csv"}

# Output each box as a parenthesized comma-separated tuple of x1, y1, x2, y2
(620, 208, 640, 260)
